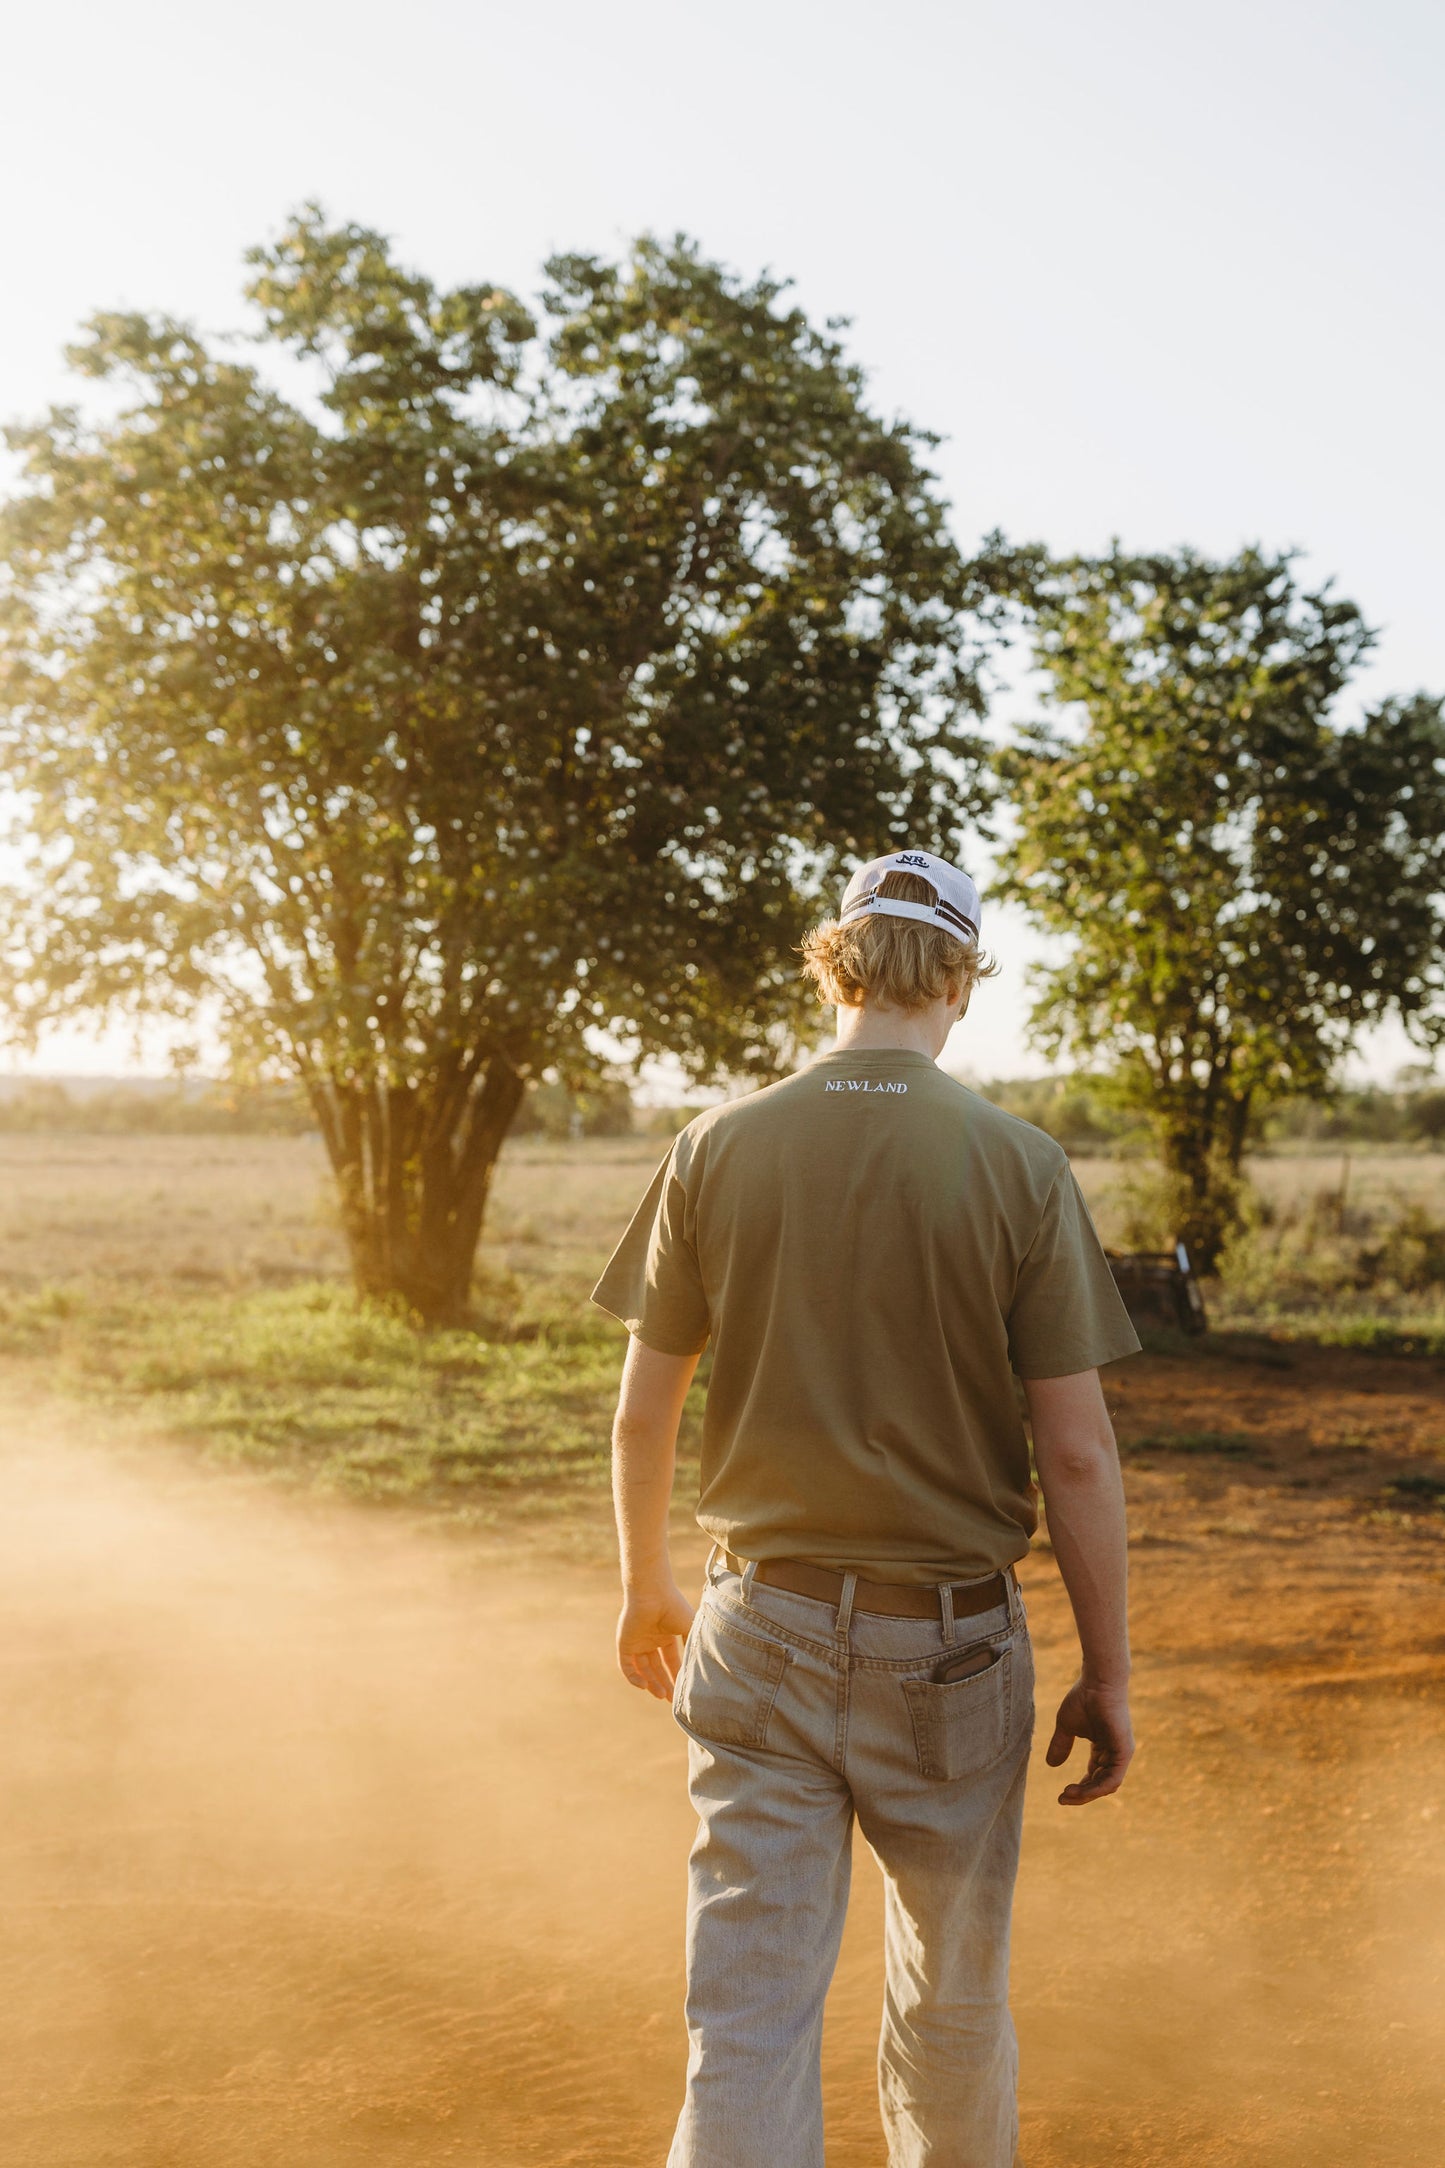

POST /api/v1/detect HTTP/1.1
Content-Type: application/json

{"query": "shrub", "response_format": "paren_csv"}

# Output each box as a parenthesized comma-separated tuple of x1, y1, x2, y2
(1360, 1204, 1445, 1293)
(1214, 1187, 1445, 1317)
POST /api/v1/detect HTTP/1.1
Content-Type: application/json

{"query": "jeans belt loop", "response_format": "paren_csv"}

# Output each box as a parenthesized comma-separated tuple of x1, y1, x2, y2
(835, 1570, 858, 1643)
(740, 1557, 761, 1605)
(939, 1579, 957, 1645)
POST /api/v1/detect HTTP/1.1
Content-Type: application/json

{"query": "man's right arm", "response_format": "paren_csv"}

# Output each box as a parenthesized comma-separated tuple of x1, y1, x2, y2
(1023, 1368, 1135, 1807)
(611, 1334, 701, 1701)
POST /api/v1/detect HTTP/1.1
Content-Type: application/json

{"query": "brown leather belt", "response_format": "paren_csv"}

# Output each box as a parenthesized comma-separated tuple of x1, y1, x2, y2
(722, 1550, 1013, 1621)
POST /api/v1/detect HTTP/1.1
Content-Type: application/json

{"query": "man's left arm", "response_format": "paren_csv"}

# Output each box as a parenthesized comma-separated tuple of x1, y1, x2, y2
(611, 1335, 701, 1700)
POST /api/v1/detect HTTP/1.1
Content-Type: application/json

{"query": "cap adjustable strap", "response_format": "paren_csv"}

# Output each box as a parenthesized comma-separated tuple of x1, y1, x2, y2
(840, 890, 979, 940)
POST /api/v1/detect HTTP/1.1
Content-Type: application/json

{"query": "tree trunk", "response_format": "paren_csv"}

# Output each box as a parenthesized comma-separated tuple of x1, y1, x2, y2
(308, 1053, 527, 1325)
(1157, 1084, 1252, 1275)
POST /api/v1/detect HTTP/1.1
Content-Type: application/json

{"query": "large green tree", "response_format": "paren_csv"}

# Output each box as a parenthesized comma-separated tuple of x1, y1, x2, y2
(997, 545, 1445, 1267)
(0, 211, 996, 1319)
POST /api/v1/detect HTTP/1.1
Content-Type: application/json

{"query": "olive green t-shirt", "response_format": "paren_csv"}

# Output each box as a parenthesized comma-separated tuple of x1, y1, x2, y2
(591, 1049, 1140, 1581)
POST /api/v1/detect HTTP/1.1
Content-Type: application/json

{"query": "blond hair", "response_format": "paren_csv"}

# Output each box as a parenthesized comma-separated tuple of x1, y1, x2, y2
(801, 869, 998, 1013)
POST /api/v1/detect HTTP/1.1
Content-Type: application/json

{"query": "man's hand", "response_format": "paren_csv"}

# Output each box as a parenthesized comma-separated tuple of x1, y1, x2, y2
(617, 1580, 697, 1701)
(1046, 1677, 1135, 1806)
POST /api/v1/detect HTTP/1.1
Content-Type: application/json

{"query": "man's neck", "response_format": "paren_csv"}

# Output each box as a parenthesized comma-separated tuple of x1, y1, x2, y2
(831, 996, 960, 1061)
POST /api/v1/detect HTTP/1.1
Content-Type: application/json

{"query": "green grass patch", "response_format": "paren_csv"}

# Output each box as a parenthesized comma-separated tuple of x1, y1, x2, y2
(1299, 1315, 1445, 1357)
(1223, 1313, 1445, 1358)
(0, 1276, 692, 1510)
(1208, 1292, 1445, 1358)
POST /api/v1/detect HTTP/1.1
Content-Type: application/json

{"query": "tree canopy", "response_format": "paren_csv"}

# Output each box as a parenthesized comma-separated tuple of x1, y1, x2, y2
(997, 545, 1445, 1265)
(0, 209, 998, 1318)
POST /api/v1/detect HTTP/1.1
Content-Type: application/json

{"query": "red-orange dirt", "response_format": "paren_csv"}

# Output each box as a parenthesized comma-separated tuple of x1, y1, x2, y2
(0, 1345, 1441, 2167)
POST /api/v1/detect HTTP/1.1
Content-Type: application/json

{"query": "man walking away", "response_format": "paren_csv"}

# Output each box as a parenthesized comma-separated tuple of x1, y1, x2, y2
(593, 851, 1140, 2168)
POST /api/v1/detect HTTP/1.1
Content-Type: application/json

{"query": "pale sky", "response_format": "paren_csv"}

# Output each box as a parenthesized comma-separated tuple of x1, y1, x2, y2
(5, 0, 1442, 1084)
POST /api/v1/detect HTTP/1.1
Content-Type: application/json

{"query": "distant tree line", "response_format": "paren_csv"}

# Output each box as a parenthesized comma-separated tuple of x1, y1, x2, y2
(0, 1079, 315, 1135)
(976, 1076, 1445, 1157)
(6, 1073, 1442, 1156)
(0, 1074, 631, 1139)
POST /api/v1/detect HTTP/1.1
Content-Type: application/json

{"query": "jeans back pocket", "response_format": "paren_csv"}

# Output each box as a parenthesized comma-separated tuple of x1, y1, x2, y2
(674, 1600, 790, 1750)
(903, 1639, 1021, 1780)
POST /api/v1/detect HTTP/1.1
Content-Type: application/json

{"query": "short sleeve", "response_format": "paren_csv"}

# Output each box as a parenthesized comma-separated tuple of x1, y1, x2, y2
(590, 1144, 711, 1356)
(1007, 1167, 1140, 1379)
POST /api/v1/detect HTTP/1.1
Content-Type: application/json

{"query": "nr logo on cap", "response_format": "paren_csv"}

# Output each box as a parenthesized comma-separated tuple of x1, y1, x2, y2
(894, 853, 930, 869)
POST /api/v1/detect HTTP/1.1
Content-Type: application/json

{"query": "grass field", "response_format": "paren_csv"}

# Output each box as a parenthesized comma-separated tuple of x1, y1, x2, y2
(2, 1130, 1443, 1519)
(9, 1131, 1442, 1294)
(0, 1134, 682, 1521)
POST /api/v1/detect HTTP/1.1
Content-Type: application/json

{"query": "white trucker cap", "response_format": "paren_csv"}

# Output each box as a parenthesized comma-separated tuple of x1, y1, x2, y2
(838, 849, 981, 943)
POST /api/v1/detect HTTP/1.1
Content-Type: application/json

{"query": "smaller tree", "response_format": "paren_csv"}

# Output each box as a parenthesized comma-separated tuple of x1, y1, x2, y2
(997, 545, 1445, 1268)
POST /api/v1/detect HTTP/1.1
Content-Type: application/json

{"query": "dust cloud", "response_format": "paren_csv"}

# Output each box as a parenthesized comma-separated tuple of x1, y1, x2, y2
(0, 1385, 1440, 2167)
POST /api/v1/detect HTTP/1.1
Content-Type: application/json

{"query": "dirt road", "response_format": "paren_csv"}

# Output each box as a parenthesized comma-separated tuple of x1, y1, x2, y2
(1, 1374, 1442, 2167)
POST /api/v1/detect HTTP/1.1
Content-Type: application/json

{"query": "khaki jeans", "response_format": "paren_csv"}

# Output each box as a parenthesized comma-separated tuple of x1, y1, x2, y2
(667, 1560, 1033, 2168)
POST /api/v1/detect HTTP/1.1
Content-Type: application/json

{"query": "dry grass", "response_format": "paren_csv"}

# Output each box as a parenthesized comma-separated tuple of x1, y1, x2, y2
(10, 1130, 1441, 1293)
(0, 1135, 689, 1521)
(1071, 1149, 1445, 1246)
(2, 1131, 1442, 1521)
(0, 1132, 669, 1291)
